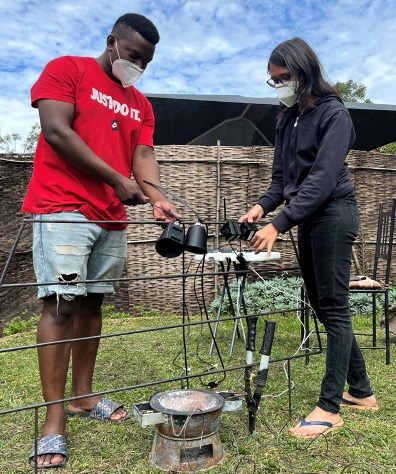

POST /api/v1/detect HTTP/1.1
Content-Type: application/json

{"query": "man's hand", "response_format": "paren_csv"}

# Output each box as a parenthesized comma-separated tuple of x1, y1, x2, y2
(151, 199, 180, 222)
(250, 223, 279, 256)
(112, 176, 149, 206)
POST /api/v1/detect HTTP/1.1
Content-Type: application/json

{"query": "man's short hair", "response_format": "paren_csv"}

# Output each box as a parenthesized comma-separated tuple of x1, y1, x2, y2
(112, 13, 160, 45)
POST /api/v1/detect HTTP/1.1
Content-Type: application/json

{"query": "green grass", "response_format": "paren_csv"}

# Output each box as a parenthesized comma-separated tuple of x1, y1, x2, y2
(0, 313, 395, 473)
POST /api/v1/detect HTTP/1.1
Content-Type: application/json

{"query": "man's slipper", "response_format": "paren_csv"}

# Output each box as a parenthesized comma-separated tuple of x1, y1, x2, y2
(340, 397, 379, 411)
(29, 433, 67, 469)
(290, 417, 344, 439)
(66, 397, 129, 422)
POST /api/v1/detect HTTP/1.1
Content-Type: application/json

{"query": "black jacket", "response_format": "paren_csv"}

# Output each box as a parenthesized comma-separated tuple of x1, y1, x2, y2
(258, 94, 355, 233)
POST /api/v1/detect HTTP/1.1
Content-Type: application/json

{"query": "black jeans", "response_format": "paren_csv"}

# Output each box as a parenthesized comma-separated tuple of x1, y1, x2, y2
(298, 197, 373, 414)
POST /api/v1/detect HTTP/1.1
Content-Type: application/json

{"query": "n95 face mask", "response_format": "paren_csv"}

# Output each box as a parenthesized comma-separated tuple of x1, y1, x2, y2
(276, 81, 299, 107)
(112, 59, 143, 87)
(110, 38, 144, 88)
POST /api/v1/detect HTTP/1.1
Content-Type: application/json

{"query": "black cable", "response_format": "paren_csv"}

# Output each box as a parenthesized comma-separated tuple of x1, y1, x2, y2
(194, 248, 227, 388)
(171, 253, 195, 375)
(143, 179, 204, 223)
(181, 250, 190, 388)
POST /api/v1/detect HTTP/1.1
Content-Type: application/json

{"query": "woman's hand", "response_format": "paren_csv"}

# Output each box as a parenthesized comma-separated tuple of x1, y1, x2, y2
(238, 204, 265, 223)
(250, 223, 279, 256)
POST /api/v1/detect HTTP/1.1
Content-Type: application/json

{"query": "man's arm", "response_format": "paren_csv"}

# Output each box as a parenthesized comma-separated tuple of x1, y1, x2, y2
(37, 98, 148, 206)
(132, 144, 179, 221)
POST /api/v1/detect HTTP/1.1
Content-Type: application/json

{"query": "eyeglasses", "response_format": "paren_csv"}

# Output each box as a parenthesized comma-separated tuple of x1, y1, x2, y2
(266, 73, 293, 88)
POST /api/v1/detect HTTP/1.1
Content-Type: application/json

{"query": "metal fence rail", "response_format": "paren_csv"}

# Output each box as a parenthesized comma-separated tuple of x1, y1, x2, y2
(0, 218, 322, 472)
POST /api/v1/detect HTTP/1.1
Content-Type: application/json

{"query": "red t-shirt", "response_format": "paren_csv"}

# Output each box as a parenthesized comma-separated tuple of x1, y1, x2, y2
(22, 56, 154, 229)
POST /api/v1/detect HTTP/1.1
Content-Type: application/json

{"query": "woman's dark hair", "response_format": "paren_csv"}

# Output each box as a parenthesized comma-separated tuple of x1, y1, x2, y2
(112, 13, 160, 45)
(268, 37, 337, 114)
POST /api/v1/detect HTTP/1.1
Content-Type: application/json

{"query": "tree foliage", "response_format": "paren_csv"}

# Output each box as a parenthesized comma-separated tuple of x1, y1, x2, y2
(0, 132, 22, 153)
(0, 123, 40, 154)
(379, 142, 396, 154)
(335, 80, 396, 153)
(22, 123, 41, 153)
(334, 79, 372, 103)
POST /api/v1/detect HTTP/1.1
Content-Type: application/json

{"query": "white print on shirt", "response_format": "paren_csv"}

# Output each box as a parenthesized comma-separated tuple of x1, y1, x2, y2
(90, 87, 141, 122)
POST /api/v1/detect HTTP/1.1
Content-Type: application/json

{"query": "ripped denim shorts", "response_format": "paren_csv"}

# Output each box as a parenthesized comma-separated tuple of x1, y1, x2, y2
(32, 211, 127, 300)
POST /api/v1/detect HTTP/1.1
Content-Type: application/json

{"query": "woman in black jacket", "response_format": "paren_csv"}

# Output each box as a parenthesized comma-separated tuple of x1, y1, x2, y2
(239, 37, 378, 438)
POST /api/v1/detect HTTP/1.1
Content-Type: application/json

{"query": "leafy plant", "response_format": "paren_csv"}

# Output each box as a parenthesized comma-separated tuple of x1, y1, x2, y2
(210, 276, 304, 316)
(3, 314, 40, 336)
(101, 305, 131, 319)
(334, 79, 372, 103)
(379, 141, 396, 154)
(2, 304, 179, 336)
(2, 306, 130, 335)
(133, 304, 180, 318)
(210, 277, 396, 318)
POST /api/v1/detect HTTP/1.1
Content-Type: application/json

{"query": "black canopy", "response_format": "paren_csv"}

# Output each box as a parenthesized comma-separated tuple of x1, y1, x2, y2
(145, 94, 396, 151)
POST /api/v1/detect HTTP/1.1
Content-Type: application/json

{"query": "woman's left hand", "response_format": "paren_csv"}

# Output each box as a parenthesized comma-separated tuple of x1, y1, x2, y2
(250, 223, 279, 256)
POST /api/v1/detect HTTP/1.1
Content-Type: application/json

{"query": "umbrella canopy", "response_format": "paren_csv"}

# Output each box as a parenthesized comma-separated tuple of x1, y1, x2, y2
(146, 94, 396, 151)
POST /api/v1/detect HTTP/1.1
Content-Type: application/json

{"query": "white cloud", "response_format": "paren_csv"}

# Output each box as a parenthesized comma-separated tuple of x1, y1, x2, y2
(1, 0, 396, 150)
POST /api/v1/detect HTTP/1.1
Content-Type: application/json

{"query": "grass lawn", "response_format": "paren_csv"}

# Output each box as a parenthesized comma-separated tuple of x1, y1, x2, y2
(0, 313, 395, 473)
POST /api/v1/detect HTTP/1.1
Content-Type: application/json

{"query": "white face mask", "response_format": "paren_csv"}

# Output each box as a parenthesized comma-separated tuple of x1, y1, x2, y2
(275, 81, 299, 107)
(110, 38, 144, 88)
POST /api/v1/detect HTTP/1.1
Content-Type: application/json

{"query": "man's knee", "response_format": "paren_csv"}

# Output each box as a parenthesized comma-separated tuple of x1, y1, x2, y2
(42, 293, 80, 321)
(81, 293, 104, 316)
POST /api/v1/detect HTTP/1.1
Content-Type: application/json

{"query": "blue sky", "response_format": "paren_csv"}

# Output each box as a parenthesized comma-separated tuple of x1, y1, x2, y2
(1, 0, 395, 150)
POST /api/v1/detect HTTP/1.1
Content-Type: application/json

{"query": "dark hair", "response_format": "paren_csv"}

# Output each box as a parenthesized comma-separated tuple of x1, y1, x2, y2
(112, 13, 160, 45)
(268, 37, 337, 113)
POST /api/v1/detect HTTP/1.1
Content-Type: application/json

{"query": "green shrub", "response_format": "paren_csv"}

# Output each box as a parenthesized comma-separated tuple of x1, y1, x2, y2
(210, 277, 396, 317)
(3, 306, 131, 336)
(101, 305, 131, 319)
(379, 141, 396, 154)
(133, 304, 179, 318)
(210, 276, 303, 315)
(3, 314, 40, 336)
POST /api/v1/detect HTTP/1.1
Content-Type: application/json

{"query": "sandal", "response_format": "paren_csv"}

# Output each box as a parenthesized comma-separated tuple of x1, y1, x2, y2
(340, 397, 379, 410)
(290, 417, 344, 439)
(29, 433, 67, 469)
(66, 397, 129, 422)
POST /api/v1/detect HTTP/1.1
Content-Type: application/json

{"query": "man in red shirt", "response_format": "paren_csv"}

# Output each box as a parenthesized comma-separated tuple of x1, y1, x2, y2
(23, 13, 178, 469)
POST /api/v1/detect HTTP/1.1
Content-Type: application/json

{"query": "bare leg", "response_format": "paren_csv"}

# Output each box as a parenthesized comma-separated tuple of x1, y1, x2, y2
(34, 294, 79, 467)
(67, 293, 127, 420)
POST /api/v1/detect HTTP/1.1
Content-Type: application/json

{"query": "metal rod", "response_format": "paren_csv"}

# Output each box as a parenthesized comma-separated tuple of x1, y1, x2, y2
(0, 221, 26, 286)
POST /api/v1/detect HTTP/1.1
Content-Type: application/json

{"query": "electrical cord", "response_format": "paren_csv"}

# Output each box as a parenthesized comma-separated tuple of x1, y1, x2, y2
(171, 253, 195, 375)
(191, 251, 227, 388)
(143, 179, 204, 223)
(222, 240, 323, 401)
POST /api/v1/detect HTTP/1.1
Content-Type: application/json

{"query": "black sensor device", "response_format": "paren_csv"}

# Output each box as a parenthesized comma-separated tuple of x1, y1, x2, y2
(220, 219, 242, 242)
(220, 220, 258, 242)
(239, 221, 258, 241)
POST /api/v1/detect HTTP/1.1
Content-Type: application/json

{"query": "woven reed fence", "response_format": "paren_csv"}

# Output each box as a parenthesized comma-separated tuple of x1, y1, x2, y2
(125, 145, 396, 315)
(1, 146, 395, 331)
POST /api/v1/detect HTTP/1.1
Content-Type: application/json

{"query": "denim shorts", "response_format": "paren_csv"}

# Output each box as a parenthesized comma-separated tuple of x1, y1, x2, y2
(32, 211, 127, 299)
